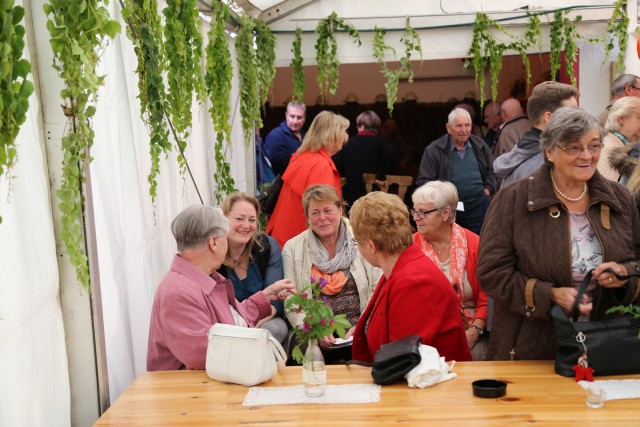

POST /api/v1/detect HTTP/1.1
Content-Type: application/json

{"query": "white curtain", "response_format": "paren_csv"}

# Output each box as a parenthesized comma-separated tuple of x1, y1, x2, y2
(0, 0, 71, 420)
(91, 6, 248, 401)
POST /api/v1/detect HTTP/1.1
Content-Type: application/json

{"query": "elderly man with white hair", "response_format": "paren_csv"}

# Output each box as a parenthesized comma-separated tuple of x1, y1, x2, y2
(416, 108, 496, 234)
(147, 205, 295, 371)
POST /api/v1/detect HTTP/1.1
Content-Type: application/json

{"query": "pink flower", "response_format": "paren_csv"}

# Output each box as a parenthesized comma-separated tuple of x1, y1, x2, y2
(318, 277, 328, 288)
(301, 293, 308, 299)
(320, 319, 327, 325)
(329, 318, 335, 327)
(296, 306, 302, 313)
(302, 322, 310, 332)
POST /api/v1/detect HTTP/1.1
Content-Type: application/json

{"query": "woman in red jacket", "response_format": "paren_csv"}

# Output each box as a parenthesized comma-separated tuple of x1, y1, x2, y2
(412, 181, 489, 360)
(349, 191, 471, 363)
(266, 111, 348, 248)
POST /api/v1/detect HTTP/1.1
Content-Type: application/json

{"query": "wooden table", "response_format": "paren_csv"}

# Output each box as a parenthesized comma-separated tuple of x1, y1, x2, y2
(95, 361, 640, 426)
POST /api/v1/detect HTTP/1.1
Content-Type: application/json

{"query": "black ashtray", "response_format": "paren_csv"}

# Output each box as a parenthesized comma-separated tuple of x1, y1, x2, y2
(472, 379, 507, 398)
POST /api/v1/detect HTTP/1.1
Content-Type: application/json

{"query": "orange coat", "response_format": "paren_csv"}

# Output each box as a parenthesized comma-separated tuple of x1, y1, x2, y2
(266, 149, 342, 248)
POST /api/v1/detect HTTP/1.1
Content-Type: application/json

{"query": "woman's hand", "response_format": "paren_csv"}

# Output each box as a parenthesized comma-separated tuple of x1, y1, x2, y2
(344, 326, 355, 339)
(551, 287, 592, 316)
(318, 335, 336, 350)
(465, 328, 479, 349)
(262, 279, 296, 301)
(593, 262, 629, 288)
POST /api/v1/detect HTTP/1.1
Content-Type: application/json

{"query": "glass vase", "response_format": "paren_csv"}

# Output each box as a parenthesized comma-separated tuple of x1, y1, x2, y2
(303, 339, 326, 397)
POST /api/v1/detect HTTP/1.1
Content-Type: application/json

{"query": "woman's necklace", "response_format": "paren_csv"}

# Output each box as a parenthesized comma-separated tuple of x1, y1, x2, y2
(431, 240, 449, 256)
(550, 171, 587, 202)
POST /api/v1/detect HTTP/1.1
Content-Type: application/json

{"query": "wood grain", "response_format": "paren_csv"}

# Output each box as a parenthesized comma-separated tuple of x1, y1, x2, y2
(95, 361, 640, 426)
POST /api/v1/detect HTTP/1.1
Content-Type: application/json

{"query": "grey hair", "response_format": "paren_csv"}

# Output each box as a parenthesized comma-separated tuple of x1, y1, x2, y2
(448, 107, 471, 125)
(611, 74, 639, 98)
(412, 181, 458, 224)
(286, 101, 306, 114)
(540, 107, 605, 163)
(605, 96, 640, 132)
(171, 205, 230, 252)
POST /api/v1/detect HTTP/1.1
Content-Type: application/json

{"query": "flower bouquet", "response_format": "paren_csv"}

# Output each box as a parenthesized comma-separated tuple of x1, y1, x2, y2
(285, 276, 352, 363)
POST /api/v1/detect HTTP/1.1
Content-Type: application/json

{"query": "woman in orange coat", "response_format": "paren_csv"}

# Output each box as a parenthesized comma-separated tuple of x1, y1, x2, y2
(267, 111, 348, 248)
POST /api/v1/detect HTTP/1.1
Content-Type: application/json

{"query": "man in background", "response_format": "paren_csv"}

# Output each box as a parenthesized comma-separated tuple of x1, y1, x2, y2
(483, 100, 502, 149)
(597, 74, 640, 125)
(492, 98, 531, 159)
(265, 101, 306, 176)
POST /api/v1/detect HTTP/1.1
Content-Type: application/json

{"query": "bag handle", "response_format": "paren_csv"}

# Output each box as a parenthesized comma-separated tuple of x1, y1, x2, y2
(268, 335, 287, 368)
(572, 268, 640, 321)
(345, 360, 373, 368)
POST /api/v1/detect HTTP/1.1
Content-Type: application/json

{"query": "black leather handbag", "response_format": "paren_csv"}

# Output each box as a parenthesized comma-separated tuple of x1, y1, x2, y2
(348, 335, 422, 385)
(256, 174, 283, 215)
(551, 269, 640, 377)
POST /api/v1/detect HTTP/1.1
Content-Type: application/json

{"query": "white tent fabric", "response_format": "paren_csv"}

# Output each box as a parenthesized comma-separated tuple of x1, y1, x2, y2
(0, 0, 71, 421)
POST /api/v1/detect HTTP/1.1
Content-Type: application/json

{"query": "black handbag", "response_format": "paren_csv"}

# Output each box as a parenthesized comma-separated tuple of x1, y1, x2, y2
(347, 335, 422, 385)
(551, 269, 640, 377)
(256, 174, 283, 215)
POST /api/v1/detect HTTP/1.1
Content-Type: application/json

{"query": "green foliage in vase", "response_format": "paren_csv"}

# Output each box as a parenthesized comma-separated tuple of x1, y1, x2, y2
(205, 0, 235, 204)
(285, 276, 351, 364)
(163, 0, 204, 173)
(44, 0, 121, 289)
(254, 19, 276, 108)
(372, 25, 423, 115)
(236, 15, 261, 144)
(291, 27, 305, 102)
(315, 12, 361, 104)
(122, 0, 171, 203)
(0, 1, 34, 224)
(605, 0, 629, 72)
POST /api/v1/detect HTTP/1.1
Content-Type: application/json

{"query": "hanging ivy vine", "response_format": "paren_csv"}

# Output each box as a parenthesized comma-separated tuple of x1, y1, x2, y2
(235, 16, 260, 144)
(517, 13, 542, 88)
(205, 0, 235, 204)
(122, 0, 171, 204)
(605, 0, 629, 71)
(254, 20, 276, 108)
(163, 0, 205, 173)
(291, 27, 305, 102)
(0, 1, 34, 224)
(315, 12, 361, 104)
(372, 26, 422, 115)
(44, 0, 121, 289)
(549, 11, 581, 86)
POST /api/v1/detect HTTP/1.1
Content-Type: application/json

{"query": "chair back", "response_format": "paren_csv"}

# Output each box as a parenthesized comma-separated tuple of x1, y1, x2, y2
(363, 173, 414, 201)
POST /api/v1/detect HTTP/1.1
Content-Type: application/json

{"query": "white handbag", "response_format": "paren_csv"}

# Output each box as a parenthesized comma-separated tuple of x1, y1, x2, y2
(206, 323, 287, 386)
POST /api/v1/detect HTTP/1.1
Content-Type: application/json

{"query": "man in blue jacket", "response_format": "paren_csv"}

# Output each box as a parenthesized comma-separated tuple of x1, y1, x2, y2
(265, 101, 306, 176)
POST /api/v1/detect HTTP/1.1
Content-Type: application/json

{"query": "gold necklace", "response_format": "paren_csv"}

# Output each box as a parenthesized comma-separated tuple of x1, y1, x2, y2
(550, 171, 587, 202)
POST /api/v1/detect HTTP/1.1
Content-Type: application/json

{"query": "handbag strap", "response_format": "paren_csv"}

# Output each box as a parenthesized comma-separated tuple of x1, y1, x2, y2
(268, 335, 287, 368)
(345, 360, 373, 368)
(572, 268, 640, 321)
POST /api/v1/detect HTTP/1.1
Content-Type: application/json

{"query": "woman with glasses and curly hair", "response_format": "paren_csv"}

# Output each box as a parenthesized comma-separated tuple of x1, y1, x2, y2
(478, 106, 640, 361)
(411, 181, 489, 360)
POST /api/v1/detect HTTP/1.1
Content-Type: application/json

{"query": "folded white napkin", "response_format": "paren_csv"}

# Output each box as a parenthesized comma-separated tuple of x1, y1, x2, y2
(405, 344, 457, 388)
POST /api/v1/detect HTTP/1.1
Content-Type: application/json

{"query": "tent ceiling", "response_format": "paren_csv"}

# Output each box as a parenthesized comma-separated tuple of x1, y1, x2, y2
(198, 0, 318, 23)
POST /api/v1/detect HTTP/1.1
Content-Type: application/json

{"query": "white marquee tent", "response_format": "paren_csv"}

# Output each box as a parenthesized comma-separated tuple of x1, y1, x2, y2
(1, 0, 638, 425)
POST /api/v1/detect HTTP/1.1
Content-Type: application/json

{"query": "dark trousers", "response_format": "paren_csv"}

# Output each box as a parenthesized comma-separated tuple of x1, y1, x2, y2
(456, 194, 490, 235)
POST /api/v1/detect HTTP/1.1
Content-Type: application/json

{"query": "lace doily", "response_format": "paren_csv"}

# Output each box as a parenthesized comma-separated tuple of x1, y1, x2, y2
(243, 384, 381, 406)
(579, 379, 640, 401)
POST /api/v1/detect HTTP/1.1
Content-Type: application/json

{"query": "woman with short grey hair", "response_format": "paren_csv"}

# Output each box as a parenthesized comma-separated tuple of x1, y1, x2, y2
(479, 106, 640, 361)
(411, 181, 489, 360)
(147, 205, 295, 371)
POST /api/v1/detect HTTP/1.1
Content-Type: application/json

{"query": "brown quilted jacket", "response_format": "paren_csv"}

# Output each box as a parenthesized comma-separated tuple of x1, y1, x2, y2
(478, 165, 640, 360)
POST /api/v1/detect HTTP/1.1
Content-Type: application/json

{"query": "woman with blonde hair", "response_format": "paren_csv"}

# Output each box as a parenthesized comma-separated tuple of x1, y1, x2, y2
(350, 191, 472, 363)
(218, 192, 292, 344)
(597, 96, 640, 181)
(267, 111, 349, 248)
(411, 181, 489, 360)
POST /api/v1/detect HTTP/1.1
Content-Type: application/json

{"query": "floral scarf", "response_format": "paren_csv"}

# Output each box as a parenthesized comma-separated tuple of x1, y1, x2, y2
(419, 223, 472, 325)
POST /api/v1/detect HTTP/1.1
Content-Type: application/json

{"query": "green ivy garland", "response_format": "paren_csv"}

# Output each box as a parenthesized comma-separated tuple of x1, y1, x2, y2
(291, 27, 305, 102)
(372, 26, 422, 115)
(254, 19, 276, 108)
(549, 11, 581, 86)
(562, 14, 580, 86)
(163, 0, 205, 172)
(605, 0, 629, 71)
(0, 1, 34, 224)
(315, 12, 361, 103)
(205, 0, 236, 203)
(235, 15, 261, 144)
(518, 13, 542, 88)
(122, 0, 171, 203)
(44, 0, 120, 289)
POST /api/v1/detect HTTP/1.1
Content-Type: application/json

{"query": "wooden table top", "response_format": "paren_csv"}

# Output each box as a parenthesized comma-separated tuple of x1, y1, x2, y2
(95, 361, 640, 426)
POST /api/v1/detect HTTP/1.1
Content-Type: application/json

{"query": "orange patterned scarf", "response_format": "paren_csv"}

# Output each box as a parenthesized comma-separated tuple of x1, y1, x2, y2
(311, 264, 348, 295)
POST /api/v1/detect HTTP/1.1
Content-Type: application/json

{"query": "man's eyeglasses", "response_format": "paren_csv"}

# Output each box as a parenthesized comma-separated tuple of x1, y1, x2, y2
(628, 85, 640, 91)
(410, 208, 439, 219)
(558, 143, 603, 157)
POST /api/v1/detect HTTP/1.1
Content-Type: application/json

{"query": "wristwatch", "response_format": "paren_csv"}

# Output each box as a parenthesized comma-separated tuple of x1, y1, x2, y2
(471, 325, 484, 335)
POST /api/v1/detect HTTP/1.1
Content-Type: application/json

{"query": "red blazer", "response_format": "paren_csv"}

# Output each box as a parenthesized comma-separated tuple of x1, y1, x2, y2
(266, 149, 341, 248)
(413, 228, 488, 323)
(352, 243, 472, 363)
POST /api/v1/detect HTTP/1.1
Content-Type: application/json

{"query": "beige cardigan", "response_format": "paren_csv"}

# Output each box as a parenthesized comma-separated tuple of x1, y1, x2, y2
(598, 132, 624, 182)
(282, 219, 382, 329)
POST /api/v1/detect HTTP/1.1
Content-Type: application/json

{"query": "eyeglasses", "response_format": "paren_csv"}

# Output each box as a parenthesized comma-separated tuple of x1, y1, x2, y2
(410, 208, 439, 219)
(628, 85, 640, 91)
(558, 143, 604, 156)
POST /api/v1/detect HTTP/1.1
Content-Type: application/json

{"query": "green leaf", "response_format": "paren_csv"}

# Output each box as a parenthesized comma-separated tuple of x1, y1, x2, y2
(103, 20, 121, 39)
